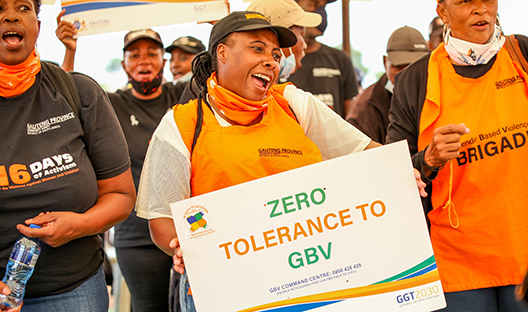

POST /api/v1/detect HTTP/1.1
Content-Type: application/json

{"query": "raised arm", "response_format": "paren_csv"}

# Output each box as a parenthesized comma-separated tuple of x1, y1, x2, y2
(55, 9, 77, 72)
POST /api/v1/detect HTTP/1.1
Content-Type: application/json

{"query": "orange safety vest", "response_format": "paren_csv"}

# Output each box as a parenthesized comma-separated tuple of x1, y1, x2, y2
(173, 84, 323, 197)
(418, 44, 528, 292)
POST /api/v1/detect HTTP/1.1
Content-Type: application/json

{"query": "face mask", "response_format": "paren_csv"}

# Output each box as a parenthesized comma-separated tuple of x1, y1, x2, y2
(279, 48, 296, 80)
(128, 68, 164, 96)
(173, 71, 192, 84)
(444, 24, 505, 66)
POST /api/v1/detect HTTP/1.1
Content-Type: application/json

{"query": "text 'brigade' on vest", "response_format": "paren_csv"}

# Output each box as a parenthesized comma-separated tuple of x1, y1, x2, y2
(457, 122, 528, 166)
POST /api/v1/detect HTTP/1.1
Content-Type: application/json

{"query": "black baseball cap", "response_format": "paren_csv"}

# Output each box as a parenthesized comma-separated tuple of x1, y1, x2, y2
(166, 36, 206, 54)
(208, 11, 297, 53)
(123, 29, 164, 51)
(312, 5, 328, 33)
(387, 26, 429, 66)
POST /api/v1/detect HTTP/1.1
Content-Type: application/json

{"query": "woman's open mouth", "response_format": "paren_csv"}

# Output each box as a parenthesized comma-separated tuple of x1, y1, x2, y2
(252, 73, 271, 90)
(472, 20, 490, 30)
(2, 30, 23, 47)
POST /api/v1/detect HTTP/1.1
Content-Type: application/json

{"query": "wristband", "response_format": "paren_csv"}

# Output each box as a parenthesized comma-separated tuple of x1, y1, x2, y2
(422, 147, 445, 172)
(423, 157, 444, 172)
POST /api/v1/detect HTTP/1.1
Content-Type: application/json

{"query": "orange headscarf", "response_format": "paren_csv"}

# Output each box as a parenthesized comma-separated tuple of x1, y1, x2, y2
(207, 72, 274, 125)
(0, 50, 41, 98)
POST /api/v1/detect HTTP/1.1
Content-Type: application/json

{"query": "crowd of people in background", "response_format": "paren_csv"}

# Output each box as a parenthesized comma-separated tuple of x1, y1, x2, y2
(1, 0, 528, 312)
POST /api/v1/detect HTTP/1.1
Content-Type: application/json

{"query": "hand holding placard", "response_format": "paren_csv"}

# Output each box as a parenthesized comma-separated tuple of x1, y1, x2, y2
(171, 141, 446, 312)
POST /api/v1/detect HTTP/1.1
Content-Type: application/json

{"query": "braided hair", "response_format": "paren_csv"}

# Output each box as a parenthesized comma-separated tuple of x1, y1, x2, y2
(190, 51, 212, 98)
(187, 36, 231, 155)
(189, 36, 230, 98)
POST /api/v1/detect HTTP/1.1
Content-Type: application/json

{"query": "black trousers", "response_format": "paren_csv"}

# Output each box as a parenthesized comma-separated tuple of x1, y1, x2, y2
(116, 245, 173, 312)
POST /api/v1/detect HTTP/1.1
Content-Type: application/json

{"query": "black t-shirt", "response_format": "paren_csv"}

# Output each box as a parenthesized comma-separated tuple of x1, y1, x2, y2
(288, 43, 359, 118)
(108, 82, 184, 248)
(0, 71, 130, 297)
(178, 79, 200, 104)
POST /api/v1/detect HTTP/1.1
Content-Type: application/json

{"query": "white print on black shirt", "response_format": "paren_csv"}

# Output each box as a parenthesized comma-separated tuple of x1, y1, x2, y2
(0, 153, 78, 191)
(312, 68, 341, 78)
(130, 115, 139, 126)
(27, 112, 75, 135)
(29, 153, 77, 179)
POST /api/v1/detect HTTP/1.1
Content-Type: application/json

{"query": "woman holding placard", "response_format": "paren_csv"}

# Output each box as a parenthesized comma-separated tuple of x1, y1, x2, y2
(135, 11, 428, 312)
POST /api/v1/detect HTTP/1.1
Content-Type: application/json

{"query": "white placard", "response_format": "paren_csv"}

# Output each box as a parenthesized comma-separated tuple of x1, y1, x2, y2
(171, 140, 446, 312)
(60, 0, 228, 36)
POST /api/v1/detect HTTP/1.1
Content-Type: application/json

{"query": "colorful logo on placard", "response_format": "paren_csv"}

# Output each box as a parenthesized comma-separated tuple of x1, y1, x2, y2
(187, 211, 207, 232)
(182, 205, 216, 239)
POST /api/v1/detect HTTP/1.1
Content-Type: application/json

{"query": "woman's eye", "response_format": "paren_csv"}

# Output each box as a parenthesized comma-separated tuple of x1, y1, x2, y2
(273, 54, 281, 62)
(253, 46, 263, 52)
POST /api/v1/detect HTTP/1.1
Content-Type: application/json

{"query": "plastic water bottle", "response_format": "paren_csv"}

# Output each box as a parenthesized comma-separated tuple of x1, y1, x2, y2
(0, 224, 41, 309)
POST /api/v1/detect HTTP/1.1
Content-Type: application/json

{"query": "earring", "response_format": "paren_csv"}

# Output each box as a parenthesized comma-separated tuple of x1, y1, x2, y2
(443, 23, 449, 45)
(496, 15, 504, 36)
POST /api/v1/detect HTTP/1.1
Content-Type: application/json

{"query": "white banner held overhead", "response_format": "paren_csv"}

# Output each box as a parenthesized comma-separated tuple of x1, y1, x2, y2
(60, 0, 228, 37)
(171, 141, 446, 312)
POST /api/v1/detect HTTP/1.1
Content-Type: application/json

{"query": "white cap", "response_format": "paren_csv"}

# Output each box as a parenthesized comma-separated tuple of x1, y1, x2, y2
(247, 0, 322, 29)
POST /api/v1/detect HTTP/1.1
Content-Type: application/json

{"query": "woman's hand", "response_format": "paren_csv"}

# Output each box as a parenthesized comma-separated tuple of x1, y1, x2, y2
(414, 169, 428, 197)
(0, 282, 22, 312)
(169, 238, 185, 274)
(56, 8, 78, 71)
(17, 211, 87, 248)
(424, 123, 470, 169)
(148, 218, 184, 272)
(18, 170, 135, 248)
(56, 9, 77, 52)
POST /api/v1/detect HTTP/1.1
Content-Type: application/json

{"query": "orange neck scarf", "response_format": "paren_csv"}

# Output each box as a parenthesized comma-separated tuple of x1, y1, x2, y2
(207, 72, 273, 125)
(0, 50, 41, 98)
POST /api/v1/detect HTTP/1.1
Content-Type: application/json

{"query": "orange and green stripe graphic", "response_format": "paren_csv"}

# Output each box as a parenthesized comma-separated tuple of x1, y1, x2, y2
(240, 256, 439, 312)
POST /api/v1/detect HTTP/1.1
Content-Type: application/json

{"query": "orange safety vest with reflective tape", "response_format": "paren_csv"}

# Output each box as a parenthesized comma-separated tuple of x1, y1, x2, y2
(418, 44, 528, 292)
(173, 84, 323, 197)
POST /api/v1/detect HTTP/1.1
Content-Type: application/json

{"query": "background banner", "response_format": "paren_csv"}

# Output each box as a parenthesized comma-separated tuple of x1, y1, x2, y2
(171, 141, 446, 312)
(60, 0, 228, 36)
